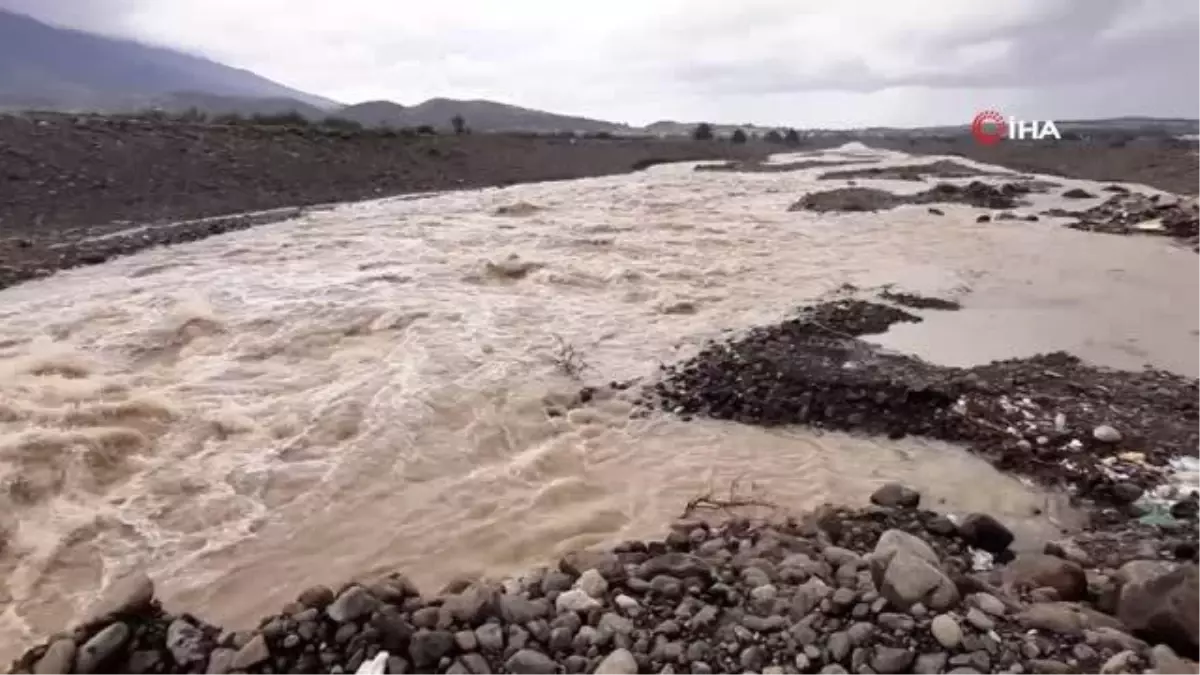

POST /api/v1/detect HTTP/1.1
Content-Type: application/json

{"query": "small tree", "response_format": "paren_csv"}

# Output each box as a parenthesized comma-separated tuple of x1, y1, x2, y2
(784, 128, 802, 146)
(764, 129, 784, 144)
(731, 129, 748, 144)
(451, 114, 467, 135)
(692, 123, 714, 141)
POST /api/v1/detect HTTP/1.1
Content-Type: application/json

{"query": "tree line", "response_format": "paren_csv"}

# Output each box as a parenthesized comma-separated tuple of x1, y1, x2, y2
(691, 123, 803, 145)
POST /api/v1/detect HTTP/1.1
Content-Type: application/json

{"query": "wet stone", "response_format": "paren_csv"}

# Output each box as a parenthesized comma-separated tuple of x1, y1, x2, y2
(76, 622, 131, 674)
(33, 639, 77, 675)
(327, 586, 380, 623)
(230, 633, 269, 671)
(506, 648, 558, 674)
(410, 629, 455, 669)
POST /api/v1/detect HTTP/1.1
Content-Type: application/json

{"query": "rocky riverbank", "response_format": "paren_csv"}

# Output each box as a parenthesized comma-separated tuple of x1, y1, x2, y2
(9, 485, 1197, 675)
(887, 139, 1199, 197)
(787, 180, 1199, 249)
(0, 114, 765, 291)
(645, 296, 1198, 516)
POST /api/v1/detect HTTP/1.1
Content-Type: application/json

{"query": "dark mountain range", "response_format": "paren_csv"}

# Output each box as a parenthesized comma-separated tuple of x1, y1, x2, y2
(1, 8, 1195, 138)
(0, 8, 337, 111)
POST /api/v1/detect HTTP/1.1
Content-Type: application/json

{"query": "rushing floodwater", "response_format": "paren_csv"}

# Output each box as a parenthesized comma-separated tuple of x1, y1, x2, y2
(0, 145, 1196, 658)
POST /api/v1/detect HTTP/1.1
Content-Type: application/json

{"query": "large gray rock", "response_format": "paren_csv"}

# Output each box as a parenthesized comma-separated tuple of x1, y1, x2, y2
(1017, 602, 1125, 636)
(205, 648, 236, 675)
(410, 630, 455, 669)
(83, 572, 154, 624)
(957, 513, 1014, 553)
(33, 639, 76, 675)
(326, 585, 380, 622)
(1116, 563, 1198, 654)
(872, 549, 959, 611)
(1002, 553, 1088, 601)
(444, 584, 500, 625)
(1151, 644, 1200, 674)
(873, 529, 940, 566)
(76, 623, 131, 674)
(870, 483, 921, 508)
(230, 634, 269, 671)
(166, 618, 209, 666)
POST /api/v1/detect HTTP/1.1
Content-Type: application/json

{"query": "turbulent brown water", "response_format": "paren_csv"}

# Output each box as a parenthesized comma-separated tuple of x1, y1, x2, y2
(0, 145, 1196, 658)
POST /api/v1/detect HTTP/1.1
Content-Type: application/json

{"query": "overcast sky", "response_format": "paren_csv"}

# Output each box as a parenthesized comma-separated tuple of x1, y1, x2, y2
(3, 0, 1197, 127)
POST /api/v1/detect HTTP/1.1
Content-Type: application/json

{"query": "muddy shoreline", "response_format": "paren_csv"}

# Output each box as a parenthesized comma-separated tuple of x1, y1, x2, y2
(0, 115, 765, 291)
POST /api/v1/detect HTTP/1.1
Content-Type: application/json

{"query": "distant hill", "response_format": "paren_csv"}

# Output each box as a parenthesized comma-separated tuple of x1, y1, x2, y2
(337, 97, 633, 133)
(0, 8, 338, 112)
(644, 120, 788, 138)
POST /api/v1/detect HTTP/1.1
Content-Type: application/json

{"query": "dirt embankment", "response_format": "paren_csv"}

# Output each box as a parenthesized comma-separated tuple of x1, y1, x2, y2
(886, 139, 1199, 196)
(0, 115, 766, 290)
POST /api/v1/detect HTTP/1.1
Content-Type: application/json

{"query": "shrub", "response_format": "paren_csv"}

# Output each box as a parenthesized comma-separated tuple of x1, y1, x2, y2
(249, 111, 311, 126)
(692, 123, 715, 141)
(784, 128, 802, 146)
(213, 112, 246, 125)
(416, 124, 437, 135)
(764, 129, 784, 144)
(731, 129, 748, 144)
(322, 116, 364, 132)
(451, 114, 467, 135)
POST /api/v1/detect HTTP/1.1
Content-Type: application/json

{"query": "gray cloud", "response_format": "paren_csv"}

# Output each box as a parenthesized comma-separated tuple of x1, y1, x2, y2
(1, 0, 1196, 126)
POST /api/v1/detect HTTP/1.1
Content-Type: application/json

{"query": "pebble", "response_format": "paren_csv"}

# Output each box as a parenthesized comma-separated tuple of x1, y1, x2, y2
(1093, 425, 1123, 443)
(575, 569, 608, 599)
(595, 648, 638, 674)
(931, 614, 963, 649)
(556, 588, 601, 613)
(614, 594, 640, 612)
(965, 607, 995, 632)
(505, 649, 558, 674)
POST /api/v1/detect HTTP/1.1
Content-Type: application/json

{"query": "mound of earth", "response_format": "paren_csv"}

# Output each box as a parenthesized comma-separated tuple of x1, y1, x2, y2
(646, 298, 1199, 513)
(788, 188, 902, 212)
(10, 485, 1197, 675)
(818, 161, 1002, 182)
(878, 138, 1199, 196)
(789, 181, 1032, 213)
(1045, 193, 1199, 250)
